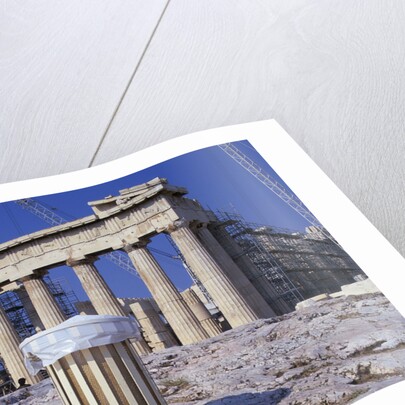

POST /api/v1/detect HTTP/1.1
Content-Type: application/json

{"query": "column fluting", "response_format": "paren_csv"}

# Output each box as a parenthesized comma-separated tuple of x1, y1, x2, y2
(68, 257, 151, 355)
(0, 304, 41, 385)
(167, 220, 259, 328)
(125, 242, 209, 345)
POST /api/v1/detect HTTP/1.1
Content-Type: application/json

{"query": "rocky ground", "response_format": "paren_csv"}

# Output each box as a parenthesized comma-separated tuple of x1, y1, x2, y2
(0, 379, 60, 404)
(2, 292, 405, 404)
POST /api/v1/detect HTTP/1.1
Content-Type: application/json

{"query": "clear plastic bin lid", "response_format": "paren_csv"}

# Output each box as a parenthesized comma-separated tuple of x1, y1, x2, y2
(19, 315, 140, 375)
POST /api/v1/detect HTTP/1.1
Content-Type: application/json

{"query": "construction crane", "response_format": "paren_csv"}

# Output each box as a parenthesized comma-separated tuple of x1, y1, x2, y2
(14, 199, 210, 299)
(165, 234, 214, 303)
(15, 142, 330, 303)
(15, 199, 143, 278)
(218, 143, 339, 245)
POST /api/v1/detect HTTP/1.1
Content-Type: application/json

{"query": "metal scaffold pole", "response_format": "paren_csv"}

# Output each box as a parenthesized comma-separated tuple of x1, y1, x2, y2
(215, 210, 304, 310)
(218, 143, 340, 246)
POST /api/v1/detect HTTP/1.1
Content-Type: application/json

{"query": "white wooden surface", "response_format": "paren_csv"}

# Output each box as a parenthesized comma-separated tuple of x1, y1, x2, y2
(1, 0, 405, 257)
(0, 0, 167, 179)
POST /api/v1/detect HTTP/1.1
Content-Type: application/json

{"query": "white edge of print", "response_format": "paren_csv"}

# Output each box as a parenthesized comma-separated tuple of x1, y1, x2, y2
(0, 119, 404, 404)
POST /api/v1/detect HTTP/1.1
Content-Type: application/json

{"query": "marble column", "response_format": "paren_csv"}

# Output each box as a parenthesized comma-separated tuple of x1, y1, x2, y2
(130, 301, 178, 352)
(167, 220, 259, 328)
(125, 242, 209, 345)
(0, 303, 41, 385)
(180, 289, 221, 337)
(23, 275, 84, 404)
(74, 300, 97, 315)
(23, 274, 165, 405)
(209, 225, 293, 314)
(197, 225, 276, 319)
(15, 287, 45, 332)
(23, 276, 66, 329)
(68, 258, 151, 355)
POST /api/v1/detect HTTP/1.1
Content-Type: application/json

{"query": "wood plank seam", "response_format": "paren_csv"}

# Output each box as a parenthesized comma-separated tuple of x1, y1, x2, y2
(88, 0, 173, 168)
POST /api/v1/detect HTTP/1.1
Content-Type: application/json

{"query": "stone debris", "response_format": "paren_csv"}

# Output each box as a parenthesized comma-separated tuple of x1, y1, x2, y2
(2, 292, 405, 404)
(0, 379, 60, 405)
(145, 293, 405, 404)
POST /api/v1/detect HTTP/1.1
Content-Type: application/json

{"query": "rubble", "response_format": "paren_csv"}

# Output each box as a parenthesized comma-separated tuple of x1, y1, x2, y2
(145, 293, 405, 404)
(2, 292, 405, 404)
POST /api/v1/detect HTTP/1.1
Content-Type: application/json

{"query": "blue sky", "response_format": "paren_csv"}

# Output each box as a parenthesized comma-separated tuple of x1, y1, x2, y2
(0, 141, 317, 302)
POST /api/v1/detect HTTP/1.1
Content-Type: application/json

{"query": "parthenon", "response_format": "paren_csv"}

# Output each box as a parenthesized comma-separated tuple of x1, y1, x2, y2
(0, 177, 363, 404)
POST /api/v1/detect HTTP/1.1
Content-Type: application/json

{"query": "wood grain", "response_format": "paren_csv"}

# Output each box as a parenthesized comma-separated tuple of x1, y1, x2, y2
(0, 0, 167, 181)
(1, 0, 405, 258)
(92, 0, 405, 256)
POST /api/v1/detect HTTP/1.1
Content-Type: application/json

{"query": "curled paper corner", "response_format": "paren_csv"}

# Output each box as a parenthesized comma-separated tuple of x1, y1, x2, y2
(19, 314, 140, 375)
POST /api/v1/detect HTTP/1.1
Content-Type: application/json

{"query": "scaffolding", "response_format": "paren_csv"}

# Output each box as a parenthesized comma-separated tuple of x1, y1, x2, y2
(165, 234, 215, 304)
(0, 278, 78, 337)
(213, 211, 365, 306)
(0, 277, 79, 378)
(44, 276, 79, 319)
(1, 291, 35, 339)
(213, 211, 304, 311)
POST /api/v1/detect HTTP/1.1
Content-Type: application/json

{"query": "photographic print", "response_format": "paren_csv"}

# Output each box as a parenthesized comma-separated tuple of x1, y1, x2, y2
(0, 122, 404, 404)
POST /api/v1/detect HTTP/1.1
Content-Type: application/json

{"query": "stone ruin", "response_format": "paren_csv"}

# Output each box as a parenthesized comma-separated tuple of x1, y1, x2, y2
(0, 177, 361, 404)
